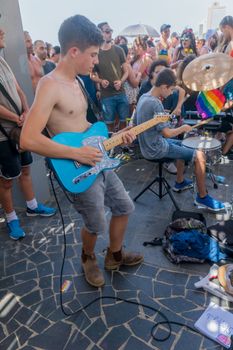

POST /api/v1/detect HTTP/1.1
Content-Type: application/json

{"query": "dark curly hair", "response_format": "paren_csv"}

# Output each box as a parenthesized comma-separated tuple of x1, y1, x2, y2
(180, 28, 198, 56)
(148, 59, 168, 79)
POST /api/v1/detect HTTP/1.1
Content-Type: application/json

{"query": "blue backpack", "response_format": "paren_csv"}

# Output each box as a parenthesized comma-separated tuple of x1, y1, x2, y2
(163, 218, 228, 264)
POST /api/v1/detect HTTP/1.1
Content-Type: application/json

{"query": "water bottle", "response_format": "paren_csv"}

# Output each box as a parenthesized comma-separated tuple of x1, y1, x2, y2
(214, 175, 225, 184)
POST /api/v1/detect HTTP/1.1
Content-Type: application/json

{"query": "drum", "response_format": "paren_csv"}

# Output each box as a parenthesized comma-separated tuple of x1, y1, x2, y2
(182, 136, 221, 165)
(184, 128, 200, 138)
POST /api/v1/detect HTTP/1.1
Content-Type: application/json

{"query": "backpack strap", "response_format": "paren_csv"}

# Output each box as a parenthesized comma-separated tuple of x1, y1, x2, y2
(143, 237, 163, 247)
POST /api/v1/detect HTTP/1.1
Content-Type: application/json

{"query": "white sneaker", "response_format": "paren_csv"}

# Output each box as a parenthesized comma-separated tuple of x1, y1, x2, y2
(163, 162, 177, 175)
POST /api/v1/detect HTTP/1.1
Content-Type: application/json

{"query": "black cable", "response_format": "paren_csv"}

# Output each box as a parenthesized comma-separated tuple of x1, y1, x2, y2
(49, 174, 75, 204)
(49, 171, 69, 316)
(48, 171, 225, 344)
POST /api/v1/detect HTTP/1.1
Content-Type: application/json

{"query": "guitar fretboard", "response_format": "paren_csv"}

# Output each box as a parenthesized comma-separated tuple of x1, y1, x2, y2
(103, 115, 170, 151)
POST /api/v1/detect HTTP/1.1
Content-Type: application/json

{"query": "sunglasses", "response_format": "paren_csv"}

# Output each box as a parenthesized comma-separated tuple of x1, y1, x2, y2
(103, 29, 113, 34)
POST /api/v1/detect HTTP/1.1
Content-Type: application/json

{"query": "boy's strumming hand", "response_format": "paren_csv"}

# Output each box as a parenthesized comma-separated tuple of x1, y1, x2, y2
(75, 146, 103, 167)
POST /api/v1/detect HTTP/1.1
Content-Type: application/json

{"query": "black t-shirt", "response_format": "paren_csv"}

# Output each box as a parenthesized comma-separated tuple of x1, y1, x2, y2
(183, 93, 198, 112)
(138, 79, 152, 101)
(43, 61, 56, 75)
(95, 45, 126, 98)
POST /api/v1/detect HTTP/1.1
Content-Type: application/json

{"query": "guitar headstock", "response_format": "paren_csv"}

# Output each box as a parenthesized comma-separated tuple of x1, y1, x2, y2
(153, 114, 171, 123)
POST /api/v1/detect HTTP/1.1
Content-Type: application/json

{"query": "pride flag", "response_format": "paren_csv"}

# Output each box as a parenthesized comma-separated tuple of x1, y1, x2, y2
(196, 89, 225, 119)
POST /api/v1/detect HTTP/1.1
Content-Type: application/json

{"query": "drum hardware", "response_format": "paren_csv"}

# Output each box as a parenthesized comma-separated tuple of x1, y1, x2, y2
(182, 135, 222, 166)
(182, 135, 222, 189)
(185, 111, 226, 120)
(184, 111, 224, 131)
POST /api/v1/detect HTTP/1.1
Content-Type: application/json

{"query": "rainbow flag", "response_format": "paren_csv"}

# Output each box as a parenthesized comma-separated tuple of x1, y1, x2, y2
(196, 89, 225, 119)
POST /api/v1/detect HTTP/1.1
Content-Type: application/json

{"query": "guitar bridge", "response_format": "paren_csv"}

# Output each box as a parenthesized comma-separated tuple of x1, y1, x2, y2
(73, 170, 94, 184)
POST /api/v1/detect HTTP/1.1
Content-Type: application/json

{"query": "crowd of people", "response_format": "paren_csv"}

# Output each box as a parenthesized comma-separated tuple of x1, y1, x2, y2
(0, 14, 233, 287)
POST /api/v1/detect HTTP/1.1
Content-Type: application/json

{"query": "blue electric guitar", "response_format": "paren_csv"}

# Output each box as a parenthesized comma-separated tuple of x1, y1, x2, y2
(48, 115, 170, 193)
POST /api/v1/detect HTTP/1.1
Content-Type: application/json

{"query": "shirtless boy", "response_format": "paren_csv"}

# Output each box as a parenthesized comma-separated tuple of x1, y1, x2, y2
(21, 15, 143, 287)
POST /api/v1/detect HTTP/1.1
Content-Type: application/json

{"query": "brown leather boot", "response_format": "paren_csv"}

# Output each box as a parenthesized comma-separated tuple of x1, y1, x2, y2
(81, 250, 105, 287)
(104, 247, 144, 270)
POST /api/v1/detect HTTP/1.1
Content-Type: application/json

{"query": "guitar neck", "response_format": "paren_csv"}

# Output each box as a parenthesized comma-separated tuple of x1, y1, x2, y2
(103, 115, 170, 151)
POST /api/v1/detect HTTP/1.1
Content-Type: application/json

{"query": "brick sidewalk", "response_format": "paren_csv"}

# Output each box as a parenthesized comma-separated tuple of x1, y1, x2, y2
(0, 158, 232, 349)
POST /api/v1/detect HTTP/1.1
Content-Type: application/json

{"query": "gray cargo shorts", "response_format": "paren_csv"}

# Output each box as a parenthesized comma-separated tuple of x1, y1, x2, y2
(72, 170, 134, 235)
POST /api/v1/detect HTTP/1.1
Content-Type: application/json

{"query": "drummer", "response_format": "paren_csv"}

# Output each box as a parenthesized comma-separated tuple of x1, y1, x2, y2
(134, 68, 225, 212)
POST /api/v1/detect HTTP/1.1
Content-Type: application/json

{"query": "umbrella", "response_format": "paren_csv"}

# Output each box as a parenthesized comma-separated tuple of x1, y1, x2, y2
(119, 24, 159, 38)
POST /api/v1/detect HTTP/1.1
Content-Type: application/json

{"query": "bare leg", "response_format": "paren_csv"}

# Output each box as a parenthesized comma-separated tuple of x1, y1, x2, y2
(18, 166, 35, 201)
(81, 215, 130, 253)
(109, 215, 129, 252)
(81, 227, 97, 254)
(175, 159, 185, 183)
(80, 188, 130, 285)
(105, 214, 143, 270)
(222, 132, 233, 155)
(194, 150, 207, 197)
(0, 177, 14, 214)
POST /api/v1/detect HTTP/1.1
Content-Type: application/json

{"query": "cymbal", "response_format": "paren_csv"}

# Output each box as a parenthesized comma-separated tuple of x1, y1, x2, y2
(182, 53, 233, 91)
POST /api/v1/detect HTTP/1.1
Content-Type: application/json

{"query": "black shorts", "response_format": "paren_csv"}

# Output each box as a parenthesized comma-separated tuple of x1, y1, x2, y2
(0, 141, 33, 179)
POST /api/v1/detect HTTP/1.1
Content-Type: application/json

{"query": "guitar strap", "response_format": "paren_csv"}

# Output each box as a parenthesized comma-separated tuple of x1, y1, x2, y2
(76, 76, 101, 122)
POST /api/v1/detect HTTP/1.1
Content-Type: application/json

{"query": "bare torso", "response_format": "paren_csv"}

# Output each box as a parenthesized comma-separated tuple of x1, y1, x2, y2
(28, 55, 44, 92)
(44, 73, 90, 137)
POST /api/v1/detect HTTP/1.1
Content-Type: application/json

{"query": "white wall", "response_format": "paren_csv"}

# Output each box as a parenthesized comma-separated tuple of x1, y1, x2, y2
(0, 0, 51, 208)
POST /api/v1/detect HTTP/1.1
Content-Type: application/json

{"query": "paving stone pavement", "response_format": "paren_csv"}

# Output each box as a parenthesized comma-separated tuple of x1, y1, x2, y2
(0, 158, 233, 350)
